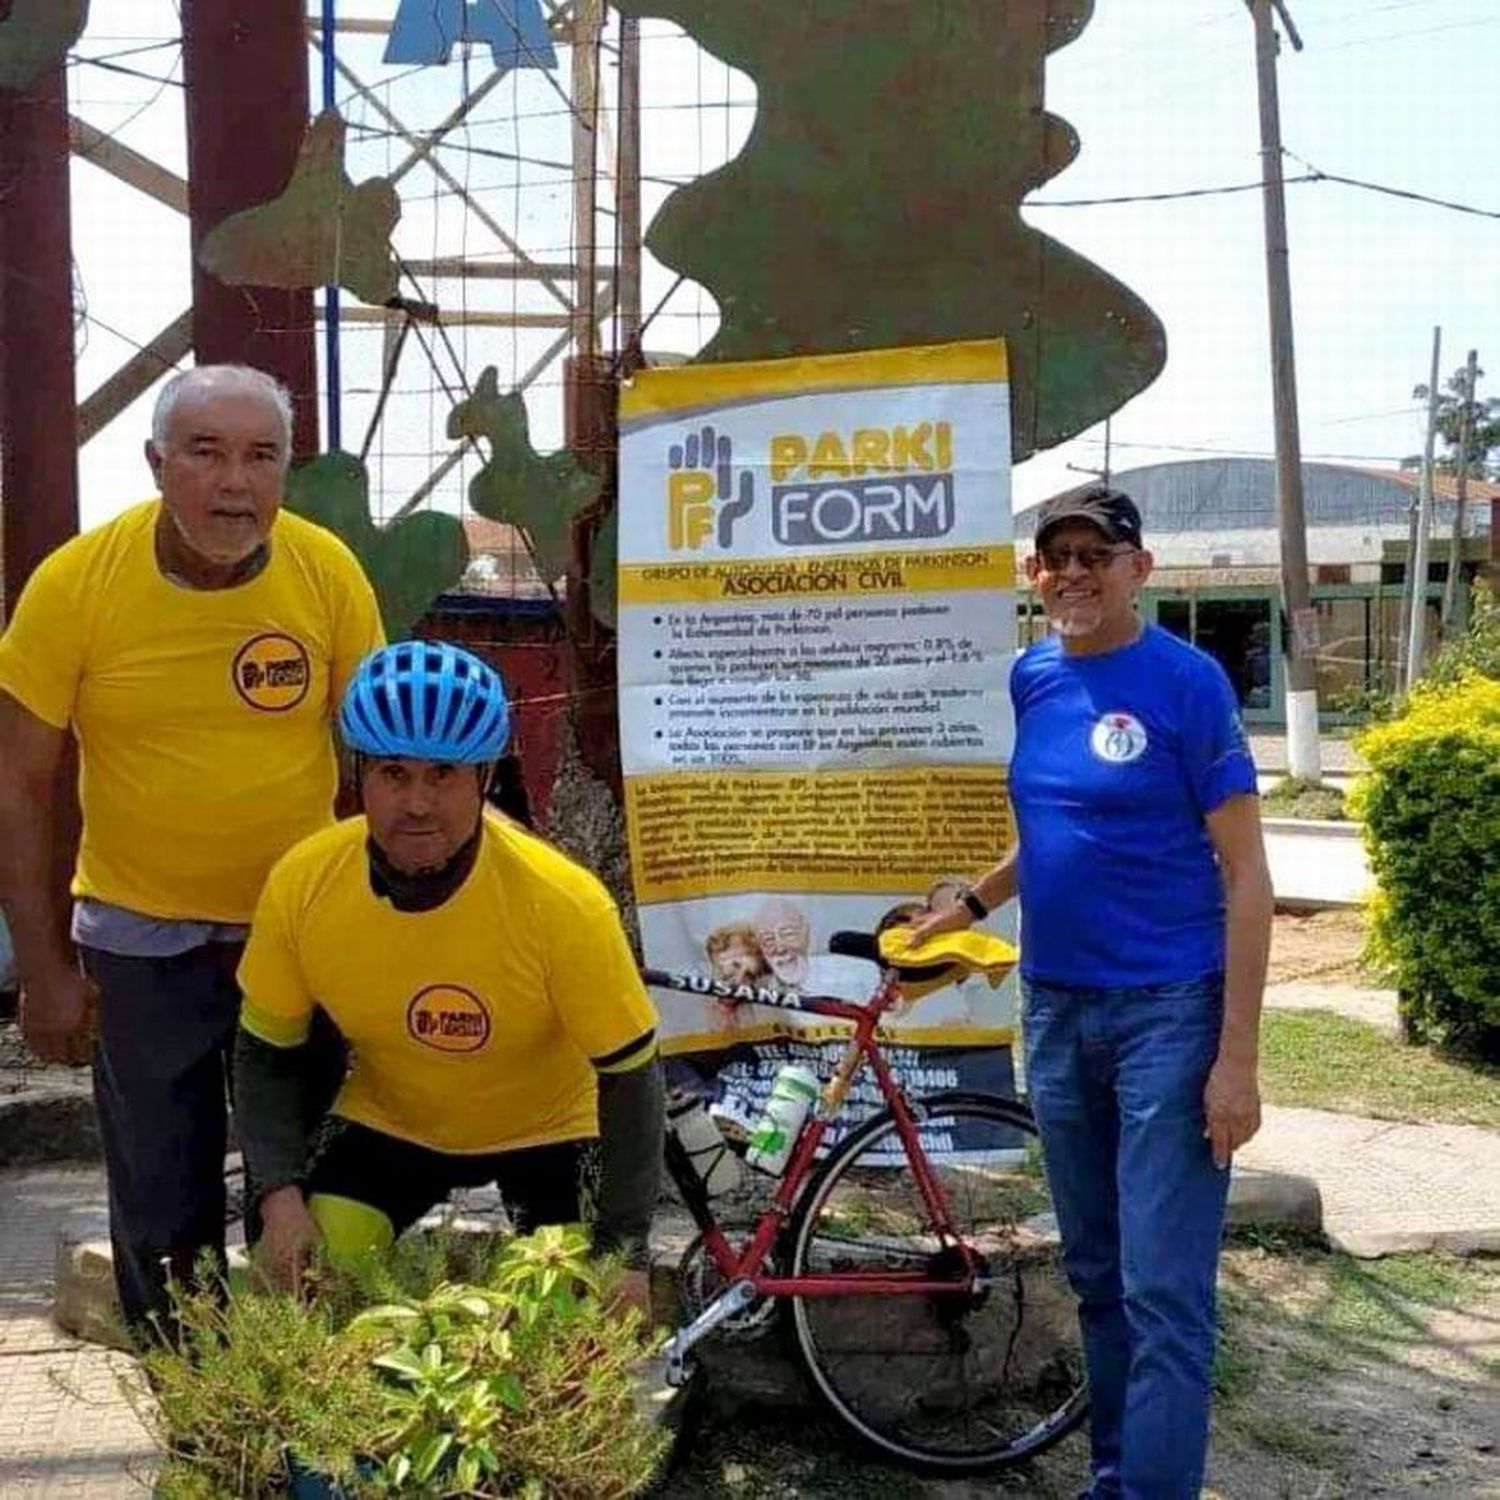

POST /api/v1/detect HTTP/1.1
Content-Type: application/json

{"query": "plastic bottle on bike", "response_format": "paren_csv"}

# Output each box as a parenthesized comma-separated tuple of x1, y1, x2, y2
(666, 1088, 743, 1197)
(745, 1064, 820, 1176)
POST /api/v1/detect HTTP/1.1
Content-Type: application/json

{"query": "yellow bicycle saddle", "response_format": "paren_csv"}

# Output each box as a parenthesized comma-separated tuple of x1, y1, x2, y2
(876, 926, 1020, 1000)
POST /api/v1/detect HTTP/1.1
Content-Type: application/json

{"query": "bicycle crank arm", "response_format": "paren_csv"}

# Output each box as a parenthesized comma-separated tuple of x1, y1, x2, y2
(663, 1279, 759, 1386)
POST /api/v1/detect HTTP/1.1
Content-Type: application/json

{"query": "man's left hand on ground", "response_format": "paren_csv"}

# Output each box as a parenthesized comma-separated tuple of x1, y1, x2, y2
(1203, 1054, 1262, 1169)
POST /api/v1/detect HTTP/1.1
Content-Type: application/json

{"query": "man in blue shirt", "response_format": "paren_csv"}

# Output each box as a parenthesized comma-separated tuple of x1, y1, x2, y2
(912, 484, 1273, 1500)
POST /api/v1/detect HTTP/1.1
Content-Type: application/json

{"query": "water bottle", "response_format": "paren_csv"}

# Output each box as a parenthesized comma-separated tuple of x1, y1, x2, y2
(666, 1090, 743, 1198)
(745, 1065, 821, 1177)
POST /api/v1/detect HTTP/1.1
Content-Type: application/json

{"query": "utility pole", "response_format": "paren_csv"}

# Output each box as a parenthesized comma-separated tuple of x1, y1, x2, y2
(1439, 349, 1479, 639)
(1405, 327, 1442, 691)
(1249, 0, 1320, 781)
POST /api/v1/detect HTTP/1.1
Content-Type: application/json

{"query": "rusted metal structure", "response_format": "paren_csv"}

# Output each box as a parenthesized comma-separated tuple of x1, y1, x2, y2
(0, 60, 80, 601)
(181, 0, 321, 460)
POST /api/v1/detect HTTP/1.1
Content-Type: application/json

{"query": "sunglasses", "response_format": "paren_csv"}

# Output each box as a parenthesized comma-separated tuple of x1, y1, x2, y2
(1035, 543, 1136, 573)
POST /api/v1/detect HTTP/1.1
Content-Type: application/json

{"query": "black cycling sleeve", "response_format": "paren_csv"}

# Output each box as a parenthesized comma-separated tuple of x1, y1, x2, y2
(232, 1028, 317, 1197)
(593, 1056, 664, 1269)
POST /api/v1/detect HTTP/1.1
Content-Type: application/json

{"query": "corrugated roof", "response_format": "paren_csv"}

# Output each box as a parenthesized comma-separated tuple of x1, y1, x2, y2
(1019, 458, 1496, 536)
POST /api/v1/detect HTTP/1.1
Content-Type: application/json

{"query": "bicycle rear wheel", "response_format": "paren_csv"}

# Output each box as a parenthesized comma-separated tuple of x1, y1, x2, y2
(787, 1090, 1086, 1473)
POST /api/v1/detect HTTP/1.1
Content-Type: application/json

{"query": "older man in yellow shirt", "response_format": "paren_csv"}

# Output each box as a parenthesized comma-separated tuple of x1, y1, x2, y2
(0, 365, 383, 1339)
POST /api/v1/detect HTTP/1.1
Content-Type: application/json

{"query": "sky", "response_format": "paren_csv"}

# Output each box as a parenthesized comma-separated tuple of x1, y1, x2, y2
(61, 0, 1500, 531)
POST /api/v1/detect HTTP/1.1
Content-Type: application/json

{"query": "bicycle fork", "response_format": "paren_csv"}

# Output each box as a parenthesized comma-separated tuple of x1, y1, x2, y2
(663, 1279, 759, 1386)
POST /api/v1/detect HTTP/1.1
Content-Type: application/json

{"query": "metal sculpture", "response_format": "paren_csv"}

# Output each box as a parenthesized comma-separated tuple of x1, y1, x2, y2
(611, 0, 1165, 461)
(284, 452, 470, 639)
(450, 368, 604, 587)
(0, 0, 89, 90)
(198, 111, 400, 307)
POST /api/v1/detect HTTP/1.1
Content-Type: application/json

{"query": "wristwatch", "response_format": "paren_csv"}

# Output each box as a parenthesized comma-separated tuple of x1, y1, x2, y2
(960, 885, 989, 921)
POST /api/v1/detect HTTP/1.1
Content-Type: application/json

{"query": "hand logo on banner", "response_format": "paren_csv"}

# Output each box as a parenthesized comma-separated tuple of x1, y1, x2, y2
(667, 426, 755, 551)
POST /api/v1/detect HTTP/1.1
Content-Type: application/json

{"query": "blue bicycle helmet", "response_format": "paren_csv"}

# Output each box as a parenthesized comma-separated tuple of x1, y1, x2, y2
(340, 641, 510, 763)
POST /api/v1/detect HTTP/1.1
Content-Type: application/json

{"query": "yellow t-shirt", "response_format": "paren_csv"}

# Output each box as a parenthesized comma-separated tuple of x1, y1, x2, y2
(238, 812, 659, 1154)
(0, 501, 384, 922)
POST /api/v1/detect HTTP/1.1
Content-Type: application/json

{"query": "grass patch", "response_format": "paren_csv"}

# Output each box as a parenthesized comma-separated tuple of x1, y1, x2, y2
(1260, 1009, 1500, 1129)
(1315, 1254, 1487, 1344)
(1236, 1410, 1346, 1469)
(1261, 777, 1349, 821)
(1213, 1282, 1264, 1404)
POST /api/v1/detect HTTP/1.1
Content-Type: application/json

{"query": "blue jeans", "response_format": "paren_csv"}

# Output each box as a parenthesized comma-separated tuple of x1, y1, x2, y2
(1024, 974, 1230, 1500)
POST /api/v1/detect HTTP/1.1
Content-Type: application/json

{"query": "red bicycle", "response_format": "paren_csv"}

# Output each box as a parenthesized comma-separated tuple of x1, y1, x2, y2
(644, 932, 1087, 1474)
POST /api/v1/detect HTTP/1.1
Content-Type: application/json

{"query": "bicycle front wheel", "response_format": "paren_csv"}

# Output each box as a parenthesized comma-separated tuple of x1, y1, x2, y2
(788, 1091, 1086, 1473)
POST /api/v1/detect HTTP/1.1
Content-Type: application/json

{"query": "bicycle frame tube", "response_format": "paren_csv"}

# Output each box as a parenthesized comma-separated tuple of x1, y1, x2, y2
(655, 967, 980, 1294)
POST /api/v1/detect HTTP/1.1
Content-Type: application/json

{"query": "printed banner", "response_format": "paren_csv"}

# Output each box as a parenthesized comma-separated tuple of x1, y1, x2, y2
(617, 341, 1018, 1141)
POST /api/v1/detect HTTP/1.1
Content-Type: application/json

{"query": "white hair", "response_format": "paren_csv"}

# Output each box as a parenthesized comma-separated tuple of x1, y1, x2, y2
(151, 364, 294, 453)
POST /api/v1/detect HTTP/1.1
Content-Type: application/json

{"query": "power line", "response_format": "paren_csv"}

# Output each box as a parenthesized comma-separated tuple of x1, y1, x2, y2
(1028, 159, 1500, 220)
(1306, 12, 1500, 54)
(1284, 152, 1500, 222)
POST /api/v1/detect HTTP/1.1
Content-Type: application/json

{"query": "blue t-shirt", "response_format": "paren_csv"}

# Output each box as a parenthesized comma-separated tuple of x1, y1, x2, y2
(1009, 624, 1258, 988)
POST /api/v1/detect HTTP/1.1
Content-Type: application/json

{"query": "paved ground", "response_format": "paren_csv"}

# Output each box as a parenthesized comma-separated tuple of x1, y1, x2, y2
(0, 1169, 154, 1498)
(1249, 732, 1368, 776)
(1238, 1106, 1500, 1258)
(1263, 820, 1372, 907)
(1264, 980, 1400, 1033)
(4, 974, 1496, 1495)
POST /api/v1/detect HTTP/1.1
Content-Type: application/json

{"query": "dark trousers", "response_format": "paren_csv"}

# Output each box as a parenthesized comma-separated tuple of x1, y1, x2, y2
(82, 944, 346, 1341)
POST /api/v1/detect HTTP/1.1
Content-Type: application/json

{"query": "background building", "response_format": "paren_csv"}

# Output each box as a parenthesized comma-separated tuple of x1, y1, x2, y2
(1017, 458, 1496, 724)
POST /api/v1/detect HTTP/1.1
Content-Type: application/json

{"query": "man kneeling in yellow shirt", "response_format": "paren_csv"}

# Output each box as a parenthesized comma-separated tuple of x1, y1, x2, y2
(233, 642, 663, 1314)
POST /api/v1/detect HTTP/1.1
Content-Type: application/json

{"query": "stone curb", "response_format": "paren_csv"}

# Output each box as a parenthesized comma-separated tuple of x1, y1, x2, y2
(0, 1087, 101, 1169)
(1261, 816, 1363, 837)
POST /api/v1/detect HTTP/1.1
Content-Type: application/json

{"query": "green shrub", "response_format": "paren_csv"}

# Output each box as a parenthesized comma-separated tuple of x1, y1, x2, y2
(1260, 777, 1348, 821)
(142, 1227, 668, 1499)
(1427, 578, 1500, 686)
(1352, 672, 1500, 1055)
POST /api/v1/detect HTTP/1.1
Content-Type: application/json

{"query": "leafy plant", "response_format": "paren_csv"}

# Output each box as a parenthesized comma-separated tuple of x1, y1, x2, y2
(1260, 777, 1348, 822)
(144, 1228, 668, 1499)
(1423, 578, 1500, 688)
(1352, 671, 1500, 1056)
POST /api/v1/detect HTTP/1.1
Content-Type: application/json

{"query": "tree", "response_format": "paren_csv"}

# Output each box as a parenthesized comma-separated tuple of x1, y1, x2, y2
(1406, 362, 1500, 479)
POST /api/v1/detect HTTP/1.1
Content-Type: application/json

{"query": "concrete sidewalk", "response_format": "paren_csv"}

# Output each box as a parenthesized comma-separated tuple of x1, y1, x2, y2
(1237, 1105, 1500, 1258)
(1263, 817, 1372, 908)
(0, 1168, 154, 1498)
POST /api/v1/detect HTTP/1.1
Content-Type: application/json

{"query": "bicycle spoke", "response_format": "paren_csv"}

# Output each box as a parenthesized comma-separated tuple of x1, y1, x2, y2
(789, 1097, 1087, 1472)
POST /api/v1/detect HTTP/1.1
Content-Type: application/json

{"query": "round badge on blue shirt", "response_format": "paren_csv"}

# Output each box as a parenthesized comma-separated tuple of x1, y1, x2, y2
(1090, 712, 1149, 764)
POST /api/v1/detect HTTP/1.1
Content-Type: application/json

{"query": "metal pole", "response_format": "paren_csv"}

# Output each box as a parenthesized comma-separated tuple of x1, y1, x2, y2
(617, 11, 643, 369)
(181, 0, 319, 461)
(1406, 326, 1442, 690)
(1250, 0, 1320, 780)
(570, 0, 603, 362)
(0, 59, 83, 943)
(1439, 349, 1477, 639)
(0, 62, 80, 598)
(321, 0, 342, 451)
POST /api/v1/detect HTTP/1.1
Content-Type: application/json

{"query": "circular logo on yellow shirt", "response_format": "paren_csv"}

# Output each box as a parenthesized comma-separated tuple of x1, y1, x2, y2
(406, 984, 492, 1054)
(232, 633, 311, 712)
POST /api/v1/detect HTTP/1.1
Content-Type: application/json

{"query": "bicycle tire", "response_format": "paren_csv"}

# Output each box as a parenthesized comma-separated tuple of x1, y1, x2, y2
(787, 1089, 1087, 1473)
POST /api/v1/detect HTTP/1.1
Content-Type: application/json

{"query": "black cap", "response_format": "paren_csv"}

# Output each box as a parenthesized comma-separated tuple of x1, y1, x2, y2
(1033, 484, 1143, 549)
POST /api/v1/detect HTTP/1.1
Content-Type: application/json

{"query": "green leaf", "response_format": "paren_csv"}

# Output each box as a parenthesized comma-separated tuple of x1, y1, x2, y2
(348, 1303, 423, 1330)
(371, 1346, 426, 1382)
(411, 1430, 454, 1483)
(456, 1450, 481, 1491)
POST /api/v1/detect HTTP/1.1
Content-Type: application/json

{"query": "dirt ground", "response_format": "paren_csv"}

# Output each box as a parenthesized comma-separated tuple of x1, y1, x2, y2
(1267, 908, 1375, 988)
(652, 1241, 1500, 1500)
